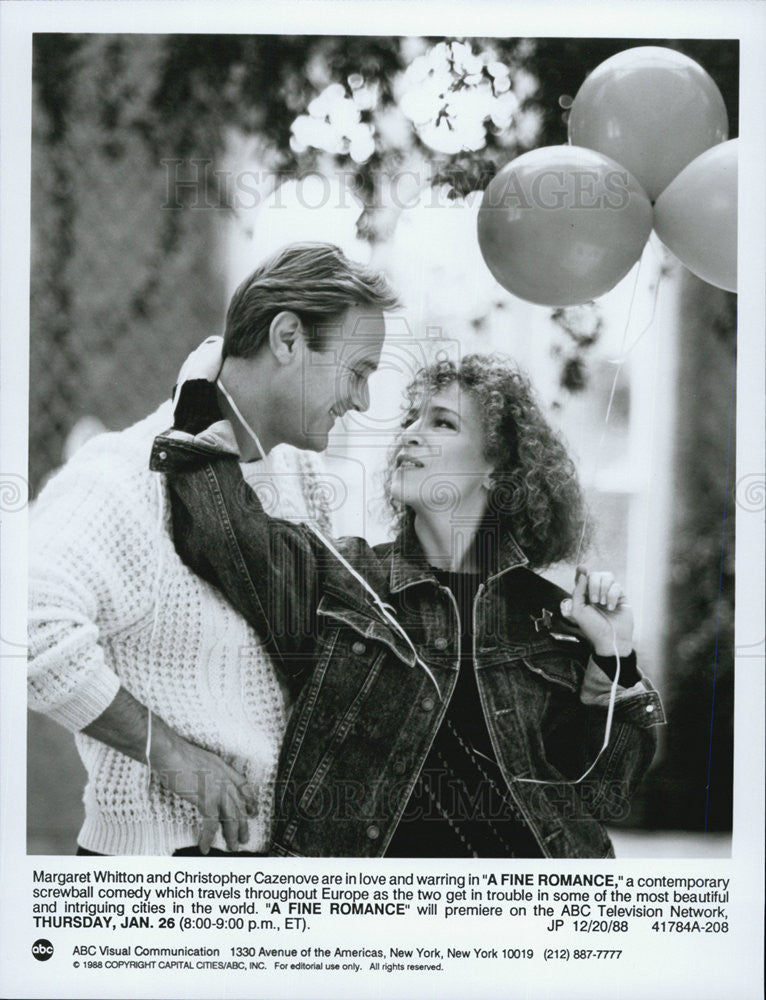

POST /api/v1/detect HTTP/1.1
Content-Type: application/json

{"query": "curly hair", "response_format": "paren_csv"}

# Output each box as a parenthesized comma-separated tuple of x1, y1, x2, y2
(383, 354, 589, 569)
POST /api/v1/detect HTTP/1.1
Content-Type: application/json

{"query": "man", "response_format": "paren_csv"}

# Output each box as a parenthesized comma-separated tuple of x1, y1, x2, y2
(28, 242, 397, 855)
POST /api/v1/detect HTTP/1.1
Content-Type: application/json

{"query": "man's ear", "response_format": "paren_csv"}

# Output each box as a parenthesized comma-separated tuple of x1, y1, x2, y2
(268, 311, 304, 364)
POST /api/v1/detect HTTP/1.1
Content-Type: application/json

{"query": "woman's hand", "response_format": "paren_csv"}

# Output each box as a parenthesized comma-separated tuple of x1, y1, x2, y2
(560, 565, 633, 657)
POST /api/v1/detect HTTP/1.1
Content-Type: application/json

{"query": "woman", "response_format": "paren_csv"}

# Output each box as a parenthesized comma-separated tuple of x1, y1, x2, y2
(152, 354, 663, 858)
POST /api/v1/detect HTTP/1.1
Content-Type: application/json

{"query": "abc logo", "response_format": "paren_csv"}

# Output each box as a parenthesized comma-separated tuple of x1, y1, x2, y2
(32, 939, 54, 961)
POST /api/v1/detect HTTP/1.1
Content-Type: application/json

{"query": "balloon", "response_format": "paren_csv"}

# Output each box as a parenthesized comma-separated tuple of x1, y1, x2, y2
(477, 145, 653, 307)
(653, 138, 737, 293)
(568, 46, 728, 201)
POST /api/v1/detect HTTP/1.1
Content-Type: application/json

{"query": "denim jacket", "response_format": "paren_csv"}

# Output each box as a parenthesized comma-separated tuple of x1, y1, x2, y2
(150, 422, 664, 859)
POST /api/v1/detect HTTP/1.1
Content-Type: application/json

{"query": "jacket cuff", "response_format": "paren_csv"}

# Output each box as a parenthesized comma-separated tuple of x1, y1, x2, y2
(580, 659, 665, 727)
(150, 428, 239, 474)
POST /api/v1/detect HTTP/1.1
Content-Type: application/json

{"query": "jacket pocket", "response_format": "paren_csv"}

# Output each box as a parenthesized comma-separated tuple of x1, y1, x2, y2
(316, 597, 417, 668)
(519, 648, 581, 692)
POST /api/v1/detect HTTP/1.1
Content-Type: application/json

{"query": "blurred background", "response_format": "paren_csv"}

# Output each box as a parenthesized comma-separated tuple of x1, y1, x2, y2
(28, 34, 737, 856)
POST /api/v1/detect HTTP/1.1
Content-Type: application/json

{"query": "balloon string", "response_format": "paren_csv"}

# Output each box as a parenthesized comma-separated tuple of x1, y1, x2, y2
(608, 259, 664, 365)
(574, 254, 644, 566)
(553, 246, 661, 792)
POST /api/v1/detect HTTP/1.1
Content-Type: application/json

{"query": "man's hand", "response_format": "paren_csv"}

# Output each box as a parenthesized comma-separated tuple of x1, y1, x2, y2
(152, 733, 258, 855)
(560, 565, 634, 657)
(83, 686, 257, 854)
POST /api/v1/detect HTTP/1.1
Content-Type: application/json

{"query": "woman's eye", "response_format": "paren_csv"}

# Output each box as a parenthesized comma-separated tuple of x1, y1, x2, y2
(433, 417, 456, 429)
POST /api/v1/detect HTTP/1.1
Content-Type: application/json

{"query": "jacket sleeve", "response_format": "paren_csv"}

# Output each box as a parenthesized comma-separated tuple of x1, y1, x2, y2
(545, 656, 664, 823)
(156, 446, 322, 687)
(525, 577, 664, 816)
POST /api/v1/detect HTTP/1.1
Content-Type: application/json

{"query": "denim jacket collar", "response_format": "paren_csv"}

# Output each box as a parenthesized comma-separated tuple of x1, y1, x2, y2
(389, 517, 529, 593)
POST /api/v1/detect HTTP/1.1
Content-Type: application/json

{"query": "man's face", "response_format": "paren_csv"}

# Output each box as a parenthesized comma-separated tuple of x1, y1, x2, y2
(288, 304, 386, 451)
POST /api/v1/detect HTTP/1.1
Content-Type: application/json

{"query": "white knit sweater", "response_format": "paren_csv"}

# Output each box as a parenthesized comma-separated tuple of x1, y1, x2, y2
(28, 401, 327, 855)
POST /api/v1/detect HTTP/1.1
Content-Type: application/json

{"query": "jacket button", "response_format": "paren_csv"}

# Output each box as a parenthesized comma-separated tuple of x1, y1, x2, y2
(645, 704, 655, 713)
(159, 450, 167, 461)
(352, 641, 366, 655)
(366, 824, 380, 840)
(393, 759, 406, 775)
(434, 637, 448, 650)
(421, 697, 435, 712)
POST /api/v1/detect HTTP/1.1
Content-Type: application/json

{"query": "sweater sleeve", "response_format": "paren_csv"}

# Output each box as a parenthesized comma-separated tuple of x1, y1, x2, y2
(28, 457, 153, 732)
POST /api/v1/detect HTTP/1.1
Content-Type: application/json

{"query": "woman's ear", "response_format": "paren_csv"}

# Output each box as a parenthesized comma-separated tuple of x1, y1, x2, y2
(268, 311, 304, 364)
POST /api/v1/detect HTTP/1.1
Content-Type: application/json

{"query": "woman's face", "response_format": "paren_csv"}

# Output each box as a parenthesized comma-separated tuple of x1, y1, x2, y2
(389, 381, 495, 516)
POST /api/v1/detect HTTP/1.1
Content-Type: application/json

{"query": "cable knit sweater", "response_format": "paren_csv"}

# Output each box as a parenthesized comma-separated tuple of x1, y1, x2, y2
(28, 400, 328, 855)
